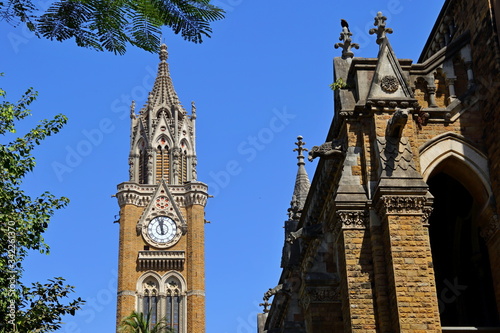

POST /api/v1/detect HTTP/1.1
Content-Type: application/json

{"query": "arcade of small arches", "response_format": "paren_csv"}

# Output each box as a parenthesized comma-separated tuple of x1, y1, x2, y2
(133, 137, 194, 185)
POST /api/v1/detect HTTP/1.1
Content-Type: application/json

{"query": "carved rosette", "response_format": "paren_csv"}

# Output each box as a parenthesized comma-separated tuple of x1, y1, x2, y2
(380, 75, 399, 93)
(480, 215, 500, 242)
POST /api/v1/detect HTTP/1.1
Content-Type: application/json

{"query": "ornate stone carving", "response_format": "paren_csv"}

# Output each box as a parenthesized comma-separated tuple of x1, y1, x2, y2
(336, 210, 368, 229)
(480, 215, 500, 242)
(422, 207, 433, 226)
(386, 108, 409, 138)
(128, 156, 135, 181)
(147, 148, 154, 182)
(369, 11, 393, 44)
(155, 195, 170, 210)
(286, 224, 322, 244)
(260, 285, 286, 313)
(184, 192, 208, 207)
(301, 287, 340, 310)
(116, 183, 155, 206)
(137, 250, 185, 271)
(380, 75, 399, 93)
(308, 139, 346, 161)
(191, 156, 198, 180)
(334, 19, 359, 58)
(379, 195, 426, 214)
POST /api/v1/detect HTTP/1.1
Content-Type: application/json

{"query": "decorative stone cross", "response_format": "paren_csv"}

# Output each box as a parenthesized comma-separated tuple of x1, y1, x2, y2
(293, 135, 308, 165)
(369, 11, 393, 44)
(334, 19, 359, 58)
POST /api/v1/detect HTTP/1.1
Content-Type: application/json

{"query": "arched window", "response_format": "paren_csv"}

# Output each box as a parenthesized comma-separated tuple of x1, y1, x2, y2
(178, 150, 187, 184)
(138, 140, 148, 184)
(165, 275, 184, 332)
(140, 276, 159, 328)
(137, 273, 186, 332)
(178, 140, 189, 184)
(428, 172, 499, 327)
(155, 136, 170, 183)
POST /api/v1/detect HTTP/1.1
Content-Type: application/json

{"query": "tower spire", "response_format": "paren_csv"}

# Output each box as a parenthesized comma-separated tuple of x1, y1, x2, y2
(149, 43, 182, 110)
(129, 44, 198, 185)
(288, 136, 311, 220)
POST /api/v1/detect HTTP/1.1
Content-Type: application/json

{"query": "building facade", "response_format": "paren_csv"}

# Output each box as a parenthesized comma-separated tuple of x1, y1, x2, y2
(259, 0, 500, 332)
(115, 45, 208, 333)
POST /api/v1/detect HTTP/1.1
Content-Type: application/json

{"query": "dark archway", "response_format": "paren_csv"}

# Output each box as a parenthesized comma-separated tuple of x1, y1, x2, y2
(428, 172, 499, 327)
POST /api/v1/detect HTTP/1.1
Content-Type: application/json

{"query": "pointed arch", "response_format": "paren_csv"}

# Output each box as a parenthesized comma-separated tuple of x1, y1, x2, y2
(162, 272, 187, 333)
(136, 138, 149, 184)
(419, 132, 491, 206)
(156, 107, 172, 119)
(179, 139, 190, 184)
(155, 135, 171, 183)
(419, 132, 499, 326)
(136, 272, 161, 328)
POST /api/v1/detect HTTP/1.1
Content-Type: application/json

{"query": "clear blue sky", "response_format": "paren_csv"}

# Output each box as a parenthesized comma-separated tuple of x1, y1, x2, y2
(1, 1, 444, 332)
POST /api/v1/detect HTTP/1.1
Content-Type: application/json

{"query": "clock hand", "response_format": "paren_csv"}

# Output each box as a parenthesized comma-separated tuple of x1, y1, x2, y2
(159, 219, 165, 235)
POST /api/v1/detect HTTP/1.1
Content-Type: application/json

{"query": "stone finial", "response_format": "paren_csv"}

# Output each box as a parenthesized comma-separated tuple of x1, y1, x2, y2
(293, 136, 308, 166)
(130, 101, 136, 119)
(259, 299, 271, 313)
(334, 19, 359, 58)
(369, 12, 393, 44)
(191, 101, 197, 119)
(160, 44, 168, 61)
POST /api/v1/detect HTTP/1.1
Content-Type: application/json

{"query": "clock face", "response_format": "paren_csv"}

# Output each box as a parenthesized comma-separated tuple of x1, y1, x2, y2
(146, 216, 178, 245)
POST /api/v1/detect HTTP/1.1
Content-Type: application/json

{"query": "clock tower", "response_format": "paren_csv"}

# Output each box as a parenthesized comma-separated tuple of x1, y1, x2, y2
(115, 44, 208, 333)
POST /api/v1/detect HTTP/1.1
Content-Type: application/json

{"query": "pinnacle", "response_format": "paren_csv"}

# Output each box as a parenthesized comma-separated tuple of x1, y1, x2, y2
(160, 44, 168, 61)
(288, 136, 311, 220)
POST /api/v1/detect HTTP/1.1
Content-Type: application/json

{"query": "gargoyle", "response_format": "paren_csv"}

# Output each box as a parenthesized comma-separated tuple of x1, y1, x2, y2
(286, 224, 323, 243)
(264, 284, 283, 300)
(386, 108, 409, 138)
(308, 139, 345, 161)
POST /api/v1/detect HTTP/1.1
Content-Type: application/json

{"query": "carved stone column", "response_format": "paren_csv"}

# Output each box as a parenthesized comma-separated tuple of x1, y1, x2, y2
(335, 210, 378, 332)
(375, 195, 441, 332)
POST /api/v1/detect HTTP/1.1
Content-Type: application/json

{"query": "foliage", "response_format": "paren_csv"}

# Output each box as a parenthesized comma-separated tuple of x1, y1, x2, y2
(0, 0, 225, 54)
(118, 310, 172, 333)
(330, 77, 348, 91)
(0, 77, 84, 332)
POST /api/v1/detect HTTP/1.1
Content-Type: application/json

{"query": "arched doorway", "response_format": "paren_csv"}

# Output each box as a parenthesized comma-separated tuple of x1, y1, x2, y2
(428, 172, 499, 327)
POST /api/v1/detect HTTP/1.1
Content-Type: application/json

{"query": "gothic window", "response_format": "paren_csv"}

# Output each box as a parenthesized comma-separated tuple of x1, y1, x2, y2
(155, 136, 170, 183)
(178, 150, 187, 184)
(165, 276, 184, 332)
(138, 140, 148, 184)
(178, 140, 189, 184)
(428, 173, 499, 327)
(140, 277, 160, 329)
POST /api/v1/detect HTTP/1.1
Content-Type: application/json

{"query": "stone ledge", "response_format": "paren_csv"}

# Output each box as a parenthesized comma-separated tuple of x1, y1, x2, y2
(137, 250, 185, 271)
